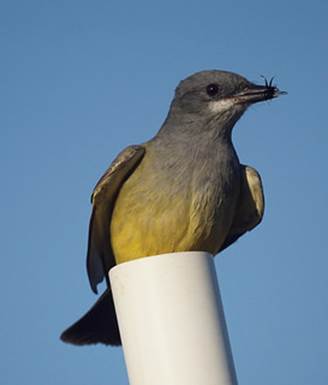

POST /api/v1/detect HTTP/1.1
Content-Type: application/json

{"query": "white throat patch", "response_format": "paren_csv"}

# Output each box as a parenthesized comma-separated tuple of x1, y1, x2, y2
(208, 98, 238, 113)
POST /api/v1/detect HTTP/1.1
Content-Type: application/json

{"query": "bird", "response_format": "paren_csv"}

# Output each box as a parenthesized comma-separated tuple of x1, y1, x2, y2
(60, 70, 285, 346)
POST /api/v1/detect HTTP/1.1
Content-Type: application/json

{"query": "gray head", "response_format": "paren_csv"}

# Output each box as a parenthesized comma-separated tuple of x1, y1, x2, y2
(159, 70, 285, 140)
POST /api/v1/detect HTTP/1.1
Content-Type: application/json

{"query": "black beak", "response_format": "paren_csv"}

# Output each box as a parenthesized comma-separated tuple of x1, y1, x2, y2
(235, 80, 287, 104)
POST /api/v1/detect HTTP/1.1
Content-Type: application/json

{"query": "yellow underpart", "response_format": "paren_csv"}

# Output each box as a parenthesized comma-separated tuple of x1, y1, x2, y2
(110, 158, 227, 264)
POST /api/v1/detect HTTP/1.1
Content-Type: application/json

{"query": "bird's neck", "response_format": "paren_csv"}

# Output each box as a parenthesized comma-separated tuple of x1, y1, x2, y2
(155, 110, 241, 148)
(150, 117, 240, 172)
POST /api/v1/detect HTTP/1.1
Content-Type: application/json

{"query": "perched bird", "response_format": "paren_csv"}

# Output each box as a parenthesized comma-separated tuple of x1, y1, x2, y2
(61, 70, 285, 346)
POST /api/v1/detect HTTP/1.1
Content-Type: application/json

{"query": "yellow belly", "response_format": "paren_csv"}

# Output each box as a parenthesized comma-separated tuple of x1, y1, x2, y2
(110, 159, 232, 264)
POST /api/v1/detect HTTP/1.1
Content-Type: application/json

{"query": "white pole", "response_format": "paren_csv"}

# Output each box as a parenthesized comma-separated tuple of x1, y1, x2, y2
(109, 251, 238, 385)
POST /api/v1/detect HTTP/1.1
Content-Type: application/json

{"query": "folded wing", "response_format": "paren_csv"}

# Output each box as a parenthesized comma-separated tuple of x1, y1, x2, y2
(87, 145, 145, 293)
(220, 165, 265, 252)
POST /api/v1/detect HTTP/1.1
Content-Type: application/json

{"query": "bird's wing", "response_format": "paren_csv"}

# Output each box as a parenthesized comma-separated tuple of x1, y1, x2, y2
(87, 145, 145, 293)
(220, 164, 264, 252)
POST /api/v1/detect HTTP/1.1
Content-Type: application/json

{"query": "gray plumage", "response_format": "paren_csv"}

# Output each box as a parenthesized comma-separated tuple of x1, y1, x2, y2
(61, 70, 285, 346)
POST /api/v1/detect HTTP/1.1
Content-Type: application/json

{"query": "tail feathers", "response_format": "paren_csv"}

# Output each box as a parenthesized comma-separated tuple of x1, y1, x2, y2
(60, 289, 121, 346)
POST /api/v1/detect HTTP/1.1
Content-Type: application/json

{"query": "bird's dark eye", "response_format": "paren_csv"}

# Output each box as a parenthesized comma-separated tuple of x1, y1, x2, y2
(206, 83, 220, 97)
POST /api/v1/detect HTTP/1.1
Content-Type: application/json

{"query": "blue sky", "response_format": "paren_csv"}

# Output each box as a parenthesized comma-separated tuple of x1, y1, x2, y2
(1, 0, 327, 384)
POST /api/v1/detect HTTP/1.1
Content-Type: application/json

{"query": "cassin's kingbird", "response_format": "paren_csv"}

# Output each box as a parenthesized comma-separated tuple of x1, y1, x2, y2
(61, 70, 285, 346)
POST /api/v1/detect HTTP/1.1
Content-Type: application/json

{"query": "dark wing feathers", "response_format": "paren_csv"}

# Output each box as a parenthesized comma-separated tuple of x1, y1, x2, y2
(87, 145, 145, 293)
(220, 165, 264, 252)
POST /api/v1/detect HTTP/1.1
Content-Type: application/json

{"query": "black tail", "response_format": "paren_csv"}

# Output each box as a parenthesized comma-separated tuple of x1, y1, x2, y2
(60, 289, 121, 346)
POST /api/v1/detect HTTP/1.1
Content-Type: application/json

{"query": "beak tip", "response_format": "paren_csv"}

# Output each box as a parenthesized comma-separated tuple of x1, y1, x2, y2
(275, 89, 288, 97)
